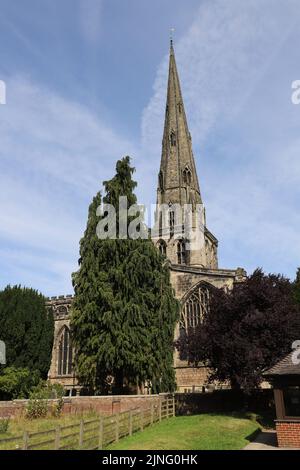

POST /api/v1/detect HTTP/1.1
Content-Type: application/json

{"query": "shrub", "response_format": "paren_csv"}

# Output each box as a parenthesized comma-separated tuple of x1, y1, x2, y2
(0, 418, 10, 433)
(26, 396, 48, 420)
(26, 381, 65, 419)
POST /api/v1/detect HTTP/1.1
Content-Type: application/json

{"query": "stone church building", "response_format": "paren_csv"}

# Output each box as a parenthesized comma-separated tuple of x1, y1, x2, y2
(48, 42, 246, 395)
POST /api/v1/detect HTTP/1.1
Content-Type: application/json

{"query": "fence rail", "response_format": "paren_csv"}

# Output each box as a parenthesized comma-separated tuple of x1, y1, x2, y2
(0, 396, 175, 451)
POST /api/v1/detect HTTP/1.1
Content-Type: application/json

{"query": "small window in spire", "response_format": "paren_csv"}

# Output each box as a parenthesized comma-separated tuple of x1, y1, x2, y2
(158, 171, 164, 191)
(159, 211, 163, 234)
(170, 130, 176, 146)
(169, 210, 175, 236)
(183, 166, 192, 185)
(178, 102, 182, 114)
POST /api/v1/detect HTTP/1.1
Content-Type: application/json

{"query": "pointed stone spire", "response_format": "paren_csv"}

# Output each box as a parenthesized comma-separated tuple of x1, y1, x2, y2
(157, 40, 201, 207)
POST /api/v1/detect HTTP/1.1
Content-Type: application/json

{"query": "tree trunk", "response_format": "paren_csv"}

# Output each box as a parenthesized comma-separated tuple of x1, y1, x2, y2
(114, 369, 124, 394)
(230, 377, 241, 390)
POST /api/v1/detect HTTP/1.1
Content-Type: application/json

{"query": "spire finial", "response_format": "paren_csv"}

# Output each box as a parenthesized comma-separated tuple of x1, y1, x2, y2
(170, 28, 175, 47)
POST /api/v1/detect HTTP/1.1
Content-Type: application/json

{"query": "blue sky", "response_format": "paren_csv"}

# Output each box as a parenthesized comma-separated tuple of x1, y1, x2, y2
(0, 0, 300, 296)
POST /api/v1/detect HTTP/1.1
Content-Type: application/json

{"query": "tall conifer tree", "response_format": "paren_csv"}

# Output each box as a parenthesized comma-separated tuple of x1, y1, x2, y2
(0, 285, 54, 378)
(71, 157, 179, 394)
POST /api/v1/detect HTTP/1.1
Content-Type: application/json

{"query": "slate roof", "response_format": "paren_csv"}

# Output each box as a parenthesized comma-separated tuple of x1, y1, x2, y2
(264, 350, 300, 376)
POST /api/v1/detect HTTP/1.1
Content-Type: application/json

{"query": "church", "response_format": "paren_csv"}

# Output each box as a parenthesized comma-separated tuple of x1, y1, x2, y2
(47, 41, 246, 395)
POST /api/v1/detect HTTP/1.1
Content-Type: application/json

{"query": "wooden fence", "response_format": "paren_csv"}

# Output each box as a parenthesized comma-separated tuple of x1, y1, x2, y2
(0, 396, 175, 450)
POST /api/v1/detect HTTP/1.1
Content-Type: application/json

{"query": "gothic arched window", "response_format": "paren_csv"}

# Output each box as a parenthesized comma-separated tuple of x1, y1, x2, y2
(177, 240, 187, 264)
(182, 166, 191, 185)
(169, 210, 175, 236)
(57, 326, 73, 376)
(170, 130, 176, 146)
(158, 240, 167, 257)
(180, 283, 210, 332)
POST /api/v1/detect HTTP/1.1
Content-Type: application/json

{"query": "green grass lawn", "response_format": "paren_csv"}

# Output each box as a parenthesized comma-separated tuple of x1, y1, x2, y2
(107, 413, 261, 450)
(0, 411, 265, 450)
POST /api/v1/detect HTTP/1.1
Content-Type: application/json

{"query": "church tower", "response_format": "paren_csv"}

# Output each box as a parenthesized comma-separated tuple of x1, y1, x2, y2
(153, 40, 246, 392)
(153, 40, 218, 269)
(48, 40, 246, 395)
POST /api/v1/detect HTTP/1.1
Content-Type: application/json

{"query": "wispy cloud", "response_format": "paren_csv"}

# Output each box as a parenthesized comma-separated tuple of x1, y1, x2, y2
(142, 0, 298, 154)
(0, 76, 137, 294)
(1, 76, 136, 191)
(1, 0, 300, 296)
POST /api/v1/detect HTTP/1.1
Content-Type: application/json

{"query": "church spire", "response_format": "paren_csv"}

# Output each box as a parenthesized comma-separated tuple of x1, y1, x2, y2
(157, 40, 201, 207)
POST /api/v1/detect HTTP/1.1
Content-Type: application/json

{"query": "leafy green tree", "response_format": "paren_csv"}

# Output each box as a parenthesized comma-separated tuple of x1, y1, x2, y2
(71, 156, 179, 394)
(0, 367, 40, 400)
(0, 285, 54, 378)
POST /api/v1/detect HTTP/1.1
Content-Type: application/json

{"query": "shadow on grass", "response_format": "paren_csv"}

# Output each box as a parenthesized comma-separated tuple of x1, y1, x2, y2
(245, 429, 278, 447)
(245, 428, 262, 443)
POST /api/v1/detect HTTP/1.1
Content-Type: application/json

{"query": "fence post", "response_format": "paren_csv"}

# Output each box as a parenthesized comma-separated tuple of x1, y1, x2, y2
(172, 395, 175, 417)
(150, 403, 154, 425)
(129, 410, 133, 436)
(22, 431, 29, 450)
(168, 397, 171, 418)
(159, 397, 162, 422)
(140, 409, 144, 432)
(79, 419, 84, 448)
(98, 417, 104, 450)
(115, 413, 120, 442)
(166, 398, 169, 418)
(54, 425, 61, 450)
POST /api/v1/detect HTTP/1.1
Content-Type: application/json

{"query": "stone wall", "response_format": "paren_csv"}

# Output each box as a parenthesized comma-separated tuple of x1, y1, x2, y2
(175, 366, 210, 392)
(170, 266, 242, 300)
(276, 420, 300, 448)
(0, 394, 169, 419)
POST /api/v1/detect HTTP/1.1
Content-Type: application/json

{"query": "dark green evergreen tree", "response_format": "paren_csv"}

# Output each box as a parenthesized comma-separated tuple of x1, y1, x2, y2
(0, 285, 54, 378)
(71, 156, 179, 394)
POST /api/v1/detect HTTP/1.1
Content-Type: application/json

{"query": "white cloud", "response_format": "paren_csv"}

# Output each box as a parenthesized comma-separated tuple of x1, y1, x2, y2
(0, 76, 137, 295)
(0, 247, 76, 296)
(1, 76, 136, 191)
(1, 0, 300, 296)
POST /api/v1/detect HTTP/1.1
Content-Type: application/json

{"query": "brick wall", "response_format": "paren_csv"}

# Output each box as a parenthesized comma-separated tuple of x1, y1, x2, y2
(276, 420, 300, 448)
(0, 394, 169, 419)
